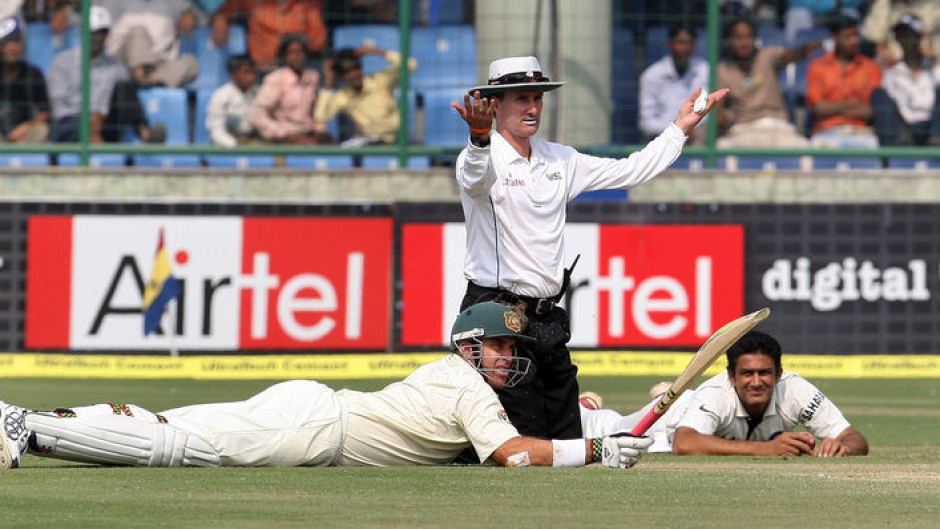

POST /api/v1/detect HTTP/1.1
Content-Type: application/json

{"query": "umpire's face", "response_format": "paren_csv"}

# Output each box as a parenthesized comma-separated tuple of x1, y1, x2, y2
(494, 89, 543, 141)
(729, 352, 780, 417)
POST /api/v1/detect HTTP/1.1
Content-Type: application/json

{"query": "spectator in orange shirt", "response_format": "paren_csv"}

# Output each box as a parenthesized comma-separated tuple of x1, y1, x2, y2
(806, 13, 881, 148)
(211, 0, 326, 70)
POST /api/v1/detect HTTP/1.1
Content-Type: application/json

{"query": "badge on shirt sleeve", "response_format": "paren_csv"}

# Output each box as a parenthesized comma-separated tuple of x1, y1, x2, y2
(504, 311, 523, 333)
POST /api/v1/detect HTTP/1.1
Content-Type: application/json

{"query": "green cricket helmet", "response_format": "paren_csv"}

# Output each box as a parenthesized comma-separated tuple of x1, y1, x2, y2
(450, 302, 534, 387)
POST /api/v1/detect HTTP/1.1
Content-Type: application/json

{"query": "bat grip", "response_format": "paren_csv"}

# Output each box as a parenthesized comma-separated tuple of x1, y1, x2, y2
(628, 408, 663, 436)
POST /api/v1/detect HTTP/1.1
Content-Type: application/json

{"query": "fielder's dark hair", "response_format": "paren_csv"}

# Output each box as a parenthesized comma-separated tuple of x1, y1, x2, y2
(331, 47, 361, 74)
(277, 34, 310, 61)
(669, 23, 697, 41)
(227, 54, 254, 73)
(726, 330, 782, 373)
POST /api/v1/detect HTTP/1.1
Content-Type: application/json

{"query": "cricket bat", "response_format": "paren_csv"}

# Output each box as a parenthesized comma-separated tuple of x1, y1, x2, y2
(626, 307, 771, 436)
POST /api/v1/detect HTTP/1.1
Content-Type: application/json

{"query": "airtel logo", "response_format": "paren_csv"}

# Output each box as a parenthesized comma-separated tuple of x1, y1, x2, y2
(593, 256, 713, 340)
(91, 250, 365, 343)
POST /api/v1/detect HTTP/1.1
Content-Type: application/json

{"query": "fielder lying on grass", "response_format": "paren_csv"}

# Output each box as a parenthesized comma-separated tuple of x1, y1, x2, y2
(0, 302, 650, 470)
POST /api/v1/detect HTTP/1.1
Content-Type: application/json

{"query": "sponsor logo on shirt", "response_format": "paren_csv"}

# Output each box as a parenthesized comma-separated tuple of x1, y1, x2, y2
(497, 409, 510, 422)
(545, 171, 562, 181)
(800, 391, 826, 422)
(502, 177, 526, 187)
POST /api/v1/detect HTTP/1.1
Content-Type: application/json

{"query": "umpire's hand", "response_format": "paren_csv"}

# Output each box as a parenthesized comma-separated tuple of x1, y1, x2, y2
(451, 90, 496, 136)
(673, 87, 730, 136)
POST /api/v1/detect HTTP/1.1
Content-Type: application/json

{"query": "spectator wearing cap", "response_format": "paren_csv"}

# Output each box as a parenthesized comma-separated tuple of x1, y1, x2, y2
(314, 46, 417, 147)
(639, 24, 709, 145)
(206, 54, 258, 147)
(872, 14, 940, 146)
(94, 0, 202, 87)
(862, 0, 940, 66)
(211, 0, 327, 71)
(0, 16, 48, 143)
(716, 17, 819, 148)
(806, 13, 881, 149)
(249, 35, 329, 144)
(48, 5, 163, 144)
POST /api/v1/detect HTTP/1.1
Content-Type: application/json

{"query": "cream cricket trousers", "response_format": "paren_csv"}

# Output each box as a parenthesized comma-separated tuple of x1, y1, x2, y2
(161, 380, 346, 467)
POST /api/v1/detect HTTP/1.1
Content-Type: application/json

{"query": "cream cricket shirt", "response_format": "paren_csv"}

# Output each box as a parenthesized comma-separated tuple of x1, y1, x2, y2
(455, 124, 687, 299)
(334, 355, 520, 466)
(675, 371, 852, 441)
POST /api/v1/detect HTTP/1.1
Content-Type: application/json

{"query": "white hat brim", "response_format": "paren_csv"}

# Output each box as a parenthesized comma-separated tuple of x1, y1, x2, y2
(467, 81, 565, 96)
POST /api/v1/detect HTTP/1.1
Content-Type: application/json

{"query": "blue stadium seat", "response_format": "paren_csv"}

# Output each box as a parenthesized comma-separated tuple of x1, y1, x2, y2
(410, 26, 476, 90)
(611, 27, 638, 144)
(887, 158, 940, 170)
(422, 87, 468, 146)
(574, 189, 629, 201)
(193, 88, 214, 145)
(205, 155, 276, 168)
(736, 156, 802, 171)
(426, 0, 465, 25)
(757, 24, 786, 47)
(813, 157, 881, 170)
(138, 88, 189, 145)
(0, 154, 50, 168)
(132, 154, 202, 168)
(180, 26, 229, 91)
(644, 26, 668, 68)
(362, 155, 430, 169)
(58, 153, 126, 168)
(26, 22, 77, 75)
(333, 25, 400, 74)
(284, 155, 355, 169)
(671, 156, 705, 171)
(227, 24, 247, 55)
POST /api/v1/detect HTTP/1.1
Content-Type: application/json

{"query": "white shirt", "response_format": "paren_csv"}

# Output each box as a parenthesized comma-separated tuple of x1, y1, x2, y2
(675, 371, 852, 442)
(455, 124, 687, 298)
(334, 355, 520, 466)
(882, 62, 939, 124)
(207, 81, 257, 147)
(639, 56, 709, 137)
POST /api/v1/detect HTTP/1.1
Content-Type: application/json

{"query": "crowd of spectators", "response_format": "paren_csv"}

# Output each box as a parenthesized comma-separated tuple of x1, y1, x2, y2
(1, 0, 940, 155)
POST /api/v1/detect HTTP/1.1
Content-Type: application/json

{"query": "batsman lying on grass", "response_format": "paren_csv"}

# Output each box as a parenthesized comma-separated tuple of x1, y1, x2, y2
(578, 329, 868, 457)
(0, 302, 652, 470)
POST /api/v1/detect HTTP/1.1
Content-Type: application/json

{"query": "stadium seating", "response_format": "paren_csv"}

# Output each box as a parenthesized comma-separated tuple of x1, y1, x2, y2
(425, 0, 465, 25)
(205, 155, 277, 168)
(284, 155, 355, 169)
(193, 88, 214, 145)
(132, 154, 202, 168)
(333, 25, 400, 74)
(57, 153, 126, 168)
(138, 88, 189, 145)
(812, 157, 882, 170)
(361, 155, 430, 169)
(422, 87, 468, 146)
(610, 27, 638, 144)
(25, 22, 79, 75)
(181, 26, 229, 91)
(735, 156, 803, 171)
(887, 158, 940, 170)
(671, 156, 705, 172)
(226, 24, 247, 55)
(574, 189, 629, 201)
(757, 24, 786, 47)
(0, 154, 50, 168)
(410, 26, 476, 91)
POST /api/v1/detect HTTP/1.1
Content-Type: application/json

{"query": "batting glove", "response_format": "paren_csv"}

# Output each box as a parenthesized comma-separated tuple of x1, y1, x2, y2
(601, 434, 654, 469)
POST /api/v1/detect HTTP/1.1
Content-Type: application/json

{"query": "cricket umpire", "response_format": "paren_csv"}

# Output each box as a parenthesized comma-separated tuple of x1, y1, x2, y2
(450, 55, 728, 439)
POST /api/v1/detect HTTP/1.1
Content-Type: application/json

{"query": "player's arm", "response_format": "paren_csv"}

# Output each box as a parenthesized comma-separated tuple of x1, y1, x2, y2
(672, 426, 815, 457)
(814, 426, 869, 457)
(488, 435, 652, 468)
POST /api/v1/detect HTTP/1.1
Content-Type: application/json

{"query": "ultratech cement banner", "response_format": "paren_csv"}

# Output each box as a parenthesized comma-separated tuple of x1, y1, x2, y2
(26, 215, 393, 351)
(400, 223, 745, 349)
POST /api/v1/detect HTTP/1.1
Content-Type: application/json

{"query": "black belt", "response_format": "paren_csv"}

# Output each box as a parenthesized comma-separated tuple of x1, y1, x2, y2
(467, 255, 581, 316)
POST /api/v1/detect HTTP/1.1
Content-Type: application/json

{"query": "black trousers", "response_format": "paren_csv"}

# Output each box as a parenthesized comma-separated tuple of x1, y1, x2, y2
(461, 282, 583, 440)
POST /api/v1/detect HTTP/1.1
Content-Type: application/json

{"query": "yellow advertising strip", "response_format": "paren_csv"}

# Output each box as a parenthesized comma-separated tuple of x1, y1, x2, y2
(0, 352, 938, 380)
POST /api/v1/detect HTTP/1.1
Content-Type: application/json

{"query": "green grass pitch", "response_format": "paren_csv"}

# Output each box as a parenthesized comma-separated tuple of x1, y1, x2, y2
(2, 376, 938, 528)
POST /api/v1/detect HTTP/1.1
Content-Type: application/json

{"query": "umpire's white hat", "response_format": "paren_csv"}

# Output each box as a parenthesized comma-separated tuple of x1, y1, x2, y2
(468, 56, 565, 96)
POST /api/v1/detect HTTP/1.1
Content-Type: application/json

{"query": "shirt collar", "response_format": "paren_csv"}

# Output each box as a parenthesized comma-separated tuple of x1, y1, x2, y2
(491, 130, 544, 166)
(730, 380, 779, 420)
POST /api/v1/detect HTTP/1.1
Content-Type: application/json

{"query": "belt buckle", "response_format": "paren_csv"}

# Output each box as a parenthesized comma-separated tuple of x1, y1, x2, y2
(535, 298, 554, 315)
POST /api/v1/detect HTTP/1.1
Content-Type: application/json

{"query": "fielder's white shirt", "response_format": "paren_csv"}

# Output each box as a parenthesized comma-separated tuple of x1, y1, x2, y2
(675, 371, 852, 441)
(456, 124, 687, 298)
(334, 355, 520, 466)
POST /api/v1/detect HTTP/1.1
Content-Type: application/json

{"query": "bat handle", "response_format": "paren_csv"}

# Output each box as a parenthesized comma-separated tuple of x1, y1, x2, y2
(628, 408, 663, 437)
